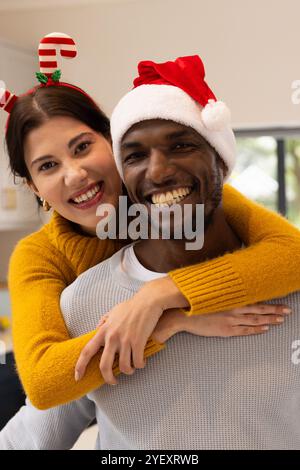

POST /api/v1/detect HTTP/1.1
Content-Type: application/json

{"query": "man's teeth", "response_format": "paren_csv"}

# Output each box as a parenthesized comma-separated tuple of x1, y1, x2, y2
(72, 184, 101, 204)
(151, 187, 192, 207)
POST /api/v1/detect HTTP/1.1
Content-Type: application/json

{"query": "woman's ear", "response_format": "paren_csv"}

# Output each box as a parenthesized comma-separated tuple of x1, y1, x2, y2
(26, 179, 41, 198)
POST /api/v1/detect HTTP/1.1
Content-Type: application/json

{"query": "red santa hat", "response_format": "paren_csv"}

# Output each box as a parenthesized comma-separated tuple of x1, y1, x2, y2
(111, 55, 236, 181)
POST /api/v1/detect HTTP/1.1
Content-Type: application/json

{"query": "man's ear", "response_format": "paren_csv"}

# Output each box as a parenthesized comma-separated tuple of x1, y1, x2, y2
(221, 159, 228, 179)
(216, 154, 227, 179)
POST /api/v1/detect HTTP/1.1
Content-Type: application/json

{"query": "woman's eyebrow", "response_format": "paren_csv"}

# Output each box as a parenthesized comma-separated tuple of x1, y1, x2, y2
(31, 154, 53, 169)
(31, 132, 94, 168)
(68, 132, 94, 149)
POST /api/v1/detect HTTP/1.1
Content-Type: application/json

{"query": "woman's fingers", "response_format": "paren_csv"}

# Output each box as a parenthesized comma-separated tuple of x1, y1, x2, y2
(75, 328, 105, 382)
(119, 342, 135, 375)
(230, 325, 271, 336)
(234, 313, 287, 327)
(232, 304, 291, 315)
(229, 309, 291, 336)
(96, 313, 109, 329)
(131, 339, 147, 370)
(99, 340, 119, 385)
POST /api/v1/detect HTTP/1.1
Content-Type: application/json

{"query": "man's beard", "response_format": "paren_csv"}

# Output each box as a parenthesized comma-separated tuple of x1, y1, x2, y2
(204, 163, 223, 232)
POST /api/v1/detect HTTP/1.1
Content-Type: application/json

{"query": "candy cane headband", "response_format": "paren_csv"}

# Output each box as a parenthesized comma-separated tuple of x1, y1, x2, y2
(0, 32, 92, 117)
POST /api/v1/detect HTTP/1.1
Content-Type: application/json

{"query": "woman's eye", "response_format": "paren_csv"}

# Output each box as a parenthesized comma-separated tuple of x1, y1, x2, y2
(38, 161, 56, 172)
(75, 141, 91, 155)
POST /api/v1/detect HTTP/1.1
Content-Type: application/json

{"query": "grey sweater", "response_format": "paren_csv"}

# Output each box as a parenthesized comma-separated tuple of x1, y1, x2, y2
(59, 244, 300, 450)
(0, 396, 96, 450)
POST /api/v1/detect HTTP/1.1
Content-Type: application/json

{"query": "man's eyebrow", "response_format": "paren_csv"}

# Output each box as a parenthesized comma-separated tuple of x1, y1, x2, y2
(166, 129, 206, 144)
(121, 130, 194, 150)
(121, 141, 144, 150)
(166, 130, 193, 139)
(31, 132, 94, 168)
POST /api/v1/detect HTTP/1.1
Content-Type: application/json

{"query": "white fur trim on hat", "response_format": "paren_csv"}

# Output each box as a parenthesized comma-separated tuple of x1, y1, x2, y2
(110, 84, 236, 181)
(202, 99, 231, 131)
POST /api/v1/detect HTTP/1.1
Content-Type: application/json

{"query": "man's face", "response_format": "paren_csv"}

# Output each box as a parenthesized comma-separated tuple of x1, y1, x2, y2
(120, 119, 225, 231)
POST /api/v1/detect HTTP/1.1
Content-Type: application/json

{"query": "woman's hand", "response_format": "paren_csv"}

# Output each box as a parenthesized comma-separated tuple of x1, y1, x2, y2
(75, 301, 291, 385)
(169, 303, 291, 339)
(74, 276, 188, 385)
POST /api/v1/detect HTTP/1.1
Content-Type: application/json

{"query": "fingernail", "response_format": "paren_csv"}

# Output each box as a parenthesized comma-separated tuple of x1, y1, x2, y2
(283, 308, 292, 314)
(75, 371, 81, 382)
(262, 326, 269, 330)
(276, 317, 284, 322)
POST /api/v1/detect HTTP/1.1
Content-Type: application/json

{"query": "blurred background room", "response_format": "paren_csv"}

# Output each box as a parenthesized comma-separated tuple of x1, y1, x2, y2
(0, 0, 300, 448)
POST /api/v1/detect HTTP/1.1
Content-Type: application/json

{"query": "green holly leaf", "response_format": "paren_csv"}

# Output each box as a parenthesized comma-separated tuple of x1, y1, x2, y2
(35, 72, 48, 84)
(51, 69, 61, 82)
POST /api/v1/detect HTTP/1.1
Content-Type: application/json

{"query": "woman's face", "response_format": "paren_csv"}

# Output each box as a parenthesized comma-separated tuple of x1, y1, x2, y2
(24, 116, 122, 235)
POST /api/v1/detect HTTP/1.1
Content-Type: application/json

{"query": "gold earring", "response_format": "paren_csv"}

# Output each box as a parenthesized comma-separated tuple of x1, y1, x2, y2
(41, 198, 51, 212)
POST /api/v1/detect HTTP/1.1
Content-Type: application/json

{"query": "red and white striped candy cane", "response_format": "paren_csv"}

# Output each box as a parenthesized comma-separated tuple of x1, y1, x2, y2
(38, 32, 77, 77)
(0, 83, 18, 114)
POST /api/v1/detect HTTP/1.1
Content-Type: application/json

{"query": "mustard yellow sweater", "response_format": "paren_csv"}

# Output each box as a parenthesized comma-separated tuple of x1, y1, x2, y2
(8, 185, 300, 410)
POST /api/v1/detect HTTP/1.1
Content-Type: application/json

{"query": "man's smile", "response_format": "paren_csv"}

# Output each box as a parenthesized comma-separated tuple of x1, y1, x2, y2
(142, 182, 200, 209)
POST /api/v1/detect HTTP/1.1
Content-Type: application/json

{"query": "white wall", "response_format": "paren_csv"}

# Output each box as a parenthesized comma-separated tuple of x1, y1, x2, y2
(0, 0, 299, 282)
(0, 0, 299, 127)
(0, 42, 43, 282)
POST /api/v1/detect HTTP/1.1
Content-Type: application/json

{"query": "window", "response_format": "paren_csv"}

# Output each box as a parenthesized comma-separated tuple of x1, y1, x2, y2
(229, 128, 300, 228)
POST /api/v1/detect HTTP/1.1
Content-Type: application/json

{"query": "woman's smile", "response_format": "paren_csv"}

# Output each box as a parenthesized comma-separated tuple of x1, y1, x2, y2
(68, 180, 105, 210)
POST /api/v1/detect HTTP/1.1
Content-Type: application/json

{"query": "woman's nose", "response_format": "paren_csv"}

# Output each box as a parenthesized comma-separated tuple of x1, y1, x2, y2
(145, 150, 176, 184)
(64, 163, 89, 187)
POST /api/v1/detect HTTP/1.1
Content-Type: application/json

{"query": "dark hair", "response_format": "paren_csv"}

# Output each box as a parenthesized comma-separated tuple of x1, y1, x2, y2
(5, 84, 111, 207)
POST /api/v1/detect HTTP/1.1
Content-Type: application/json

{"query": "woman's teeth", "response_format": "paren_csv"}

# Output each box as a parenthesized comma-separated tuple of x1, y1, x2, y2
(151, 186, 192, 207)
(72, 184, 101, 204)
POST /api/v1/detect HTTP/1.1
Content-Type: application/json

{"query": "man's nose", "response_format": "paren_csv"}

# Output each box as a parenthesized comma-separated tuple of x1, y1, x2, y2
(145, 149, 176, 184)
(64, 163, 88, 187)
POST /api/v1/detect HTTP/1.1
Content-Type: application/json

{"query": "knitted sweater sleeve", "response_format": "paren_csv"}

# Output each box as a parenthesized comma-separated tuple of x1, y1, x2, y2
(9, 237, 164, 410)
(169, 184, 300, 315)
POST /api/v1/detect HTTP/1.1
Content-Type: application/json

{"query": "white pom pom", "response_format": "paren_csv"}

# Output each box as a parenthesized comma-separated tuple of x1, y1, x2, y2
(201, 99, 231, 131)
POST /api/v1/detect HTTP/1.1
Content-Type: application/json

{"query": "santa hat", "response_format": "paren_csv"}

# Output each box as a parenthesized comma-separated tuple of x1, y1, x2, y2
(111, 55, 236, 181)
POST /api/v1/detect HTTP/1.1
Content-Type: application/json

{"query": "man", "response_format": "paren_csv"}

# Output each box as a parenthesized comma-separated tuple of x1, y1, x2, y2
(58, 56, 300, 449)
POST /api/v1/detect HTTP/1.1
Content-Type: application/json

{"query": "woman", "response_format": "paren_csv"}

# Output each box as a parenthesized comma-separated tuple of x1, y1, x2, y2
(2, 71, 300, 411)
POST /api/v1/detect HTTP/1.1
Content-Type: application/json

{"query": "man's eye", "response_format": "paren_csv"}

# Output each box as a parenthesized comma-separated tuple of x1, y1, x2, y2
(124, 152, 146, 163)
(173, 143, 194, 150)
(38, 161, 56, 172)
(75, 141, 91, 155)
